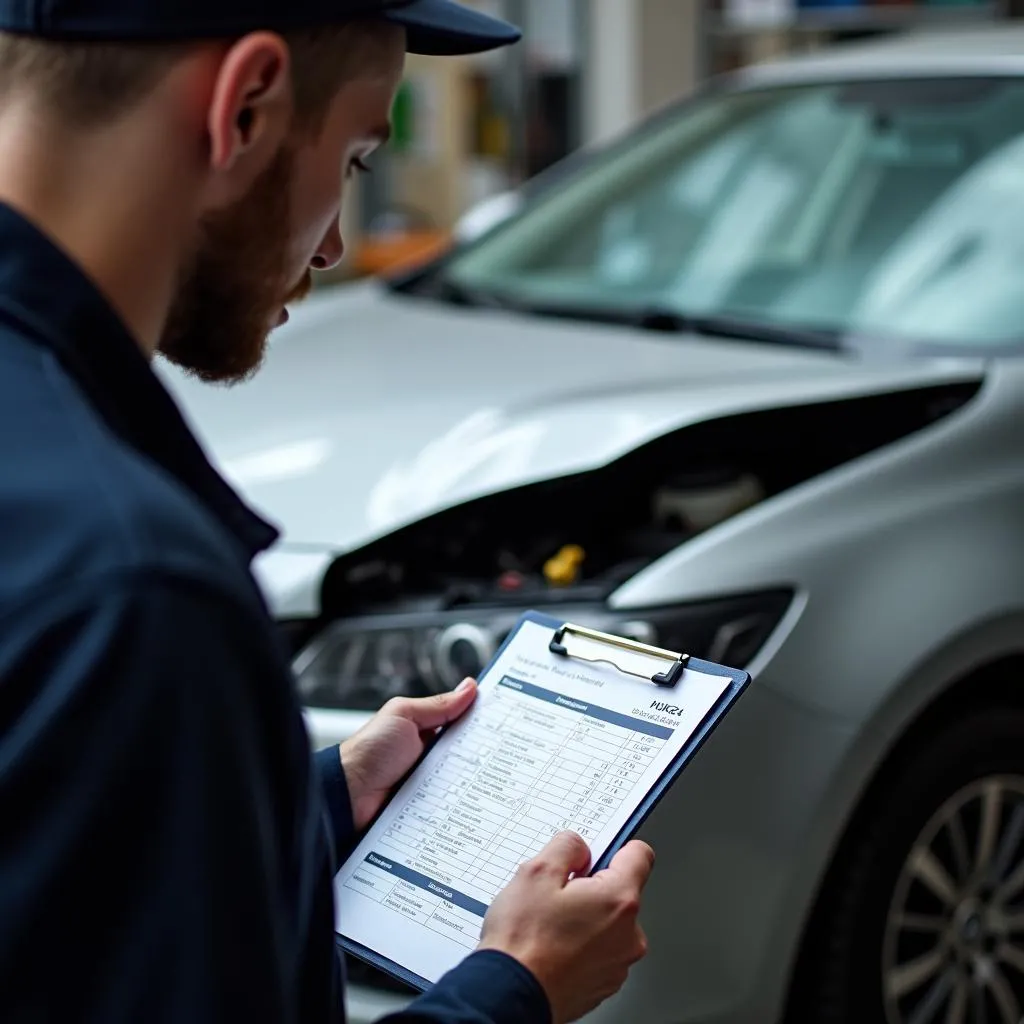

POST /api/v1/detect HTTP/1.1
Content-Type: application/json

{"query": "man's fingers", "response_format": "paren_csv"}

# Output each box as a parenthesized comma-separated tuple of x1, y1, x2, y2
(389, 679, 478, 731)
(528, 830, 592, 883)
(605, 841, 656, 893)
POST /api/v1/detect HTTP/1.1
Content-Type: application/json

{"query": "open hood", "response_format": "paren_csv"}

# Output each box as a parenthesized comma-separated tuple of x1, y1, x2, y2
(159, 281, 974, 556)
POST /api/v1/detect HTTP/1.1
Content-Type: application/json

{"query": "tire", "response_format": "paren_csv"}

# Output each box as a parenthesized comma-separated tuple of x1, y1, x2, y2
(788, 706, 1024, 1024)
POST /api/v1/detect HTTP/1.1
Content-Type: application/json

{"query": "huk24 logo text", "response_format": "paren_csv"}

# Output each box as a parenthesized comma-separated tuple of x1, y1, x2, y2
(650, 700, 684, 717)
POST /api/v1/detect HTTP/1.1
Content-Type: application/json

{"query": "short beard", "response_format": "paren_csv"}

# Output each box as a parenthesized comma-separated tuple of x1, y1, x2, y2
(159, 145, 311, 385)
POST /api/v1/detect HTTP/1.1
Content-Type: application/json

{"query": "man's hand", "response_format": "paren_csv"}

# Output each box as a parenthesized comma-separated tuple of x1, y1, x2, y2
(339, 679, 478, 831)
(478, 831, 654, 1024)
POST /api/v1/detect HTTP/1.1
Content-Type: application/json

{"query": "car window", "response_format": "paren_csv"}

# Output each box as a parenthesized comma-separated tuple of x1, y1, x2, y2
(443, 78, 1024, 354)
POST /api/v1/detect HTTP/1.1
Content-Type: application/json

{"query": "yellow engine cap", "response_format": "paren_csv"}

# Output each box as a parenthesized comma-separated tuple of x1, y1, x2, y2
(544, 544, 586, 587)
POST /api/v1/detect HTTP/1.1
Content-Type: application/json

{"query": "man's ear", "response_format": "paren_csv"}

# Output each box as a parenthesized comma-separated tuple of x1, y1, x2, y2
(203, 32, 293, 206)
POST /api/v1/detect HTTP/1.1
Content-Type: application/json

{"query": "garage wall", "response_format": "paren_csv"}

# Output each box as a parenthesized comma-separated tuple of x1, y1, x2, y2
(584, 0, 701, 147)
(638, 0, 702, 117)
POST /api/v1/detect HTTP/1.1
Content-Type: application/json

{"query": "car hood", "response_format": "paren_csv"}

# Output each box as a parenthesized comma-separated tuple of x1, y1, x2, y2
(159, 281, 975, 555)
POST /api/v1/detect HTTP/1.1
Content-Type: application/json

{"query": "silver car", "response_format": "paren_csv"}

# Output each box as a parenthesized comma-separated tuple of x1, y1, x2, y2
(164, 25, 1024, 1024)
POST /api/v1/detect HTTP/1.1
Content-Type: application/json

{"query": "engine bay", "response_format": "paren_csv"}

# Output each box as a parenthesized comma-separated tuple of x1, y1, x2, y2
(318, 381, 978, 619)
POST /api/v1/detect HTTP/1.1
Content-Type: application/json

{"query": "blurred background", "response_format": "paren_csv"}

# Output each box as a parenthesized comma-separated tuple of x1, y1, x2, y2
(329, 0, 1017, 282)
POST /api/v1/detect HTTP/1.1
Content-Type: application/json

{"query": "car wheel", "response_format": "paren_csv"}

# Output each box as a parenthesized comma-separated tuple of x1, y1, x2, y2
(791, 707, 1024, 1024)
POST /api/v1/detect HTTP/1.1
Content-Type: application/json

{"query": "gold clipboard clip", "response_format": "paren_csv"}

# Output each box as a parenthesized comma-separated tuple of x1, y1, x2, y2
(549, 622, 690, 688)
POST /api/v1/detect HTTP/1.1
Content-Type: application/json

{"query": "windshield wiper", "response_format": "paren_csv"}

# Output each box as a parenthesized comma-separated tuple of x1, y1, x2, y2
(506, 300, 843, 352)
(405, 277, 842, 352)
(632, 307, 843, 352)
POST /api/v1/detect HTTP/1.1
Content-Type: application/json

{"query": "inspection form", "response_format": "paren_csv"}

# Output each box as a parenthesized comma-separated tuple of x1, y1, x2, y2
(334, 617, 734, 987)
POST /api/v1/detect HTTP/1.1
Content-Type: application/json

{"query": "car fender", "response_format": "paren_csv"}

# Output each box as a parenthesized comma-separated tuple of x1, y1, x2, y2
(762, 609, 1024, 1023)
(596, 364, 1023, 1021)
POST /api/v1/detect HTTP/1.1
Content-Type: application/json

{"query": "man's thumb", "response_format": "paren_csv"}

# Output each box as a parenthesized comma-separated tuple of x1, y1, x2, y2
(394, 679, 478, 731)
(531, 830, 592, 883)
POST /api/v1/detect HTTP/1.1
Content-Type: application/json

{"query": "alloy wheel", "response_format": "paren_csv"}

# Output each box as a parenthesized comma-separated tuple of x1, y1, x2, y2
(883, 776, 1024, 1024)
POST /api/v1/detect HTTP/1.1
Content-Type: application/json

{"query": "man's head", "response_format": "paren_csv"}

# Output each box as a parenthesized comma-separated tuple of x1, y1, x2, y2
(157, 22, 406, 383)
(0, 1, 518, 383)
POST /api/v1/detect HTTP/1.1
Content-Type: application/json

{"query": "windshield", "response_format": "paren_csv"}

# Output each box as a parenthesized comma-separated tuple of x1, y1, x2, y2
(437, 77, 1024, 354)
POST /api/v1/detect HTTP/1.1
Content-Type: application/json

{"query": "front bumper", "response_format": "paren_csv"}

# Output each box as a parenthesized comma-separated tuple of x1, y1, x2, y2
(304, 707, 375, 752)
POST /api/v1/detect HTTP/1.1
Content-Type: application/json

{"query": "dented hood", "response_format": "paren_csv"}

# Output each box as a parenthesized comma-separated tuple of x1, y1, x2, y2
(159, 281, 970, 554)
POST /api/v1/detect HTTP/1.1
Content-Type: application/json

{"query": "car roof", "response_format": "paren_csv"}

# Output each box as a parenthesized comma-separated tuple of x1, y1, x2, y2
(731, 25, 1024, 88)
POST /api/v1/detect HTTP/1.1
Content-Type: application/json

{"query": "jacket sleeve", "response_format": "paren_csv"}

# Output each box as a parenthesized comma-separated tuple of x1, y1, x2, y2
(0, 568, 319, 1024)
(315, 744, 360, 864)
(378, 952, 552, 1024)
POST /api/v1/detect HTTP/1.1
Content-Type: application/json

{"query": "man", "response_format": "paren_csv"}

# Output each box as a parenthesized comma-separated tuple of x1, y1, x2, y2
(0, 2, 655, 1023)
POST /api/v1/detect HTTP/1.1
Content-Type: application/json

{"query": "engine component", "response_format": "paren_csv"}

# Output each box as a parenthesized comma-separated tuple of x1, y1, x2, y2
(653, 469, 766, 534)
(544, 544, 587, 587)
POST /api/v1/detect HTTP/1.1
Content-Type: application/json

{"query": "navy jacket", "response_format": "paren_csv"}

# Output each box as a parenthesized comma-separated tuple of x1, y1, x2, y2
(0, 204, 549, 1024)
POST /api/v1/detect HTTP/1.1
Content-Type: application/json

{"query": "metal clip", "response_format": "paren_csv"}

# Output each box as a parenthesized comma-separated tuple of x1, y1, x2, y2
(549, 623, 689, 688)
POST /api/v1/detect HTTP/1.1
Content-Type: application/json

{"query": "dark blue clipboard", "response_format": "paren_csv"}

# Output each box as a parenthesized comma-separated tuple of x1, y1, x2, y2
(337, 609, 750, 994)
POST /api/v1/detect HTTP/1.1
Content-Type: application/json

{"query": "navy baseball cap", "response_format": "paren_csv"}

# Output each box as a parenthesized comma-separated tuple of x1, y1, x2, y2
(0, 0, 522, 56)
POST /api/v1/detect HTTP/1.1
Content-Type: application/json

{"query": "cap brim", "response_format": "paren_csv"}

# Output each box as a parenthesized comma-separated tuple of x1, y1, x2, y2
(383, 0, 522, 56)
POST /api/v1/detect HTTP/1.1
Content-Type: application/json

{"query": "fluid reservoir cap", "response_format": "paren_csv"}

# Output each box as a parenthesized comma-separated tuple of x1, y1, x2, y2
(544, 545, 586, 587)
(497, 570, 525, 592)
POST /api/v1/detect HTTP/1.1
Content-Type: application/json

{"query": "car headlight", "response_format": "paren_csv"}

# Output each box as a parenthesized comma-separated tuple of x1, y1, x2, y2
(292, 590, 793, 711)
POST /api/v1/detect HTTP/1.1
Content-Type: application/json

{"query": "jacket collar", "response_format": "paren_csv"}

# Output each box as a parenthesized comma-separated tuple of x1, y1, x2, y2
(0, 202, 280, 561)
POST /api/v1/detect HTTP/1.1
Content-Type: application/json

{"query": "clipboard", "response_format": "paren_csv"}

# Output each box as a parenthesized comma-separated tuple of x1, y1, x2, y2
(336, 609, 750, 992)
